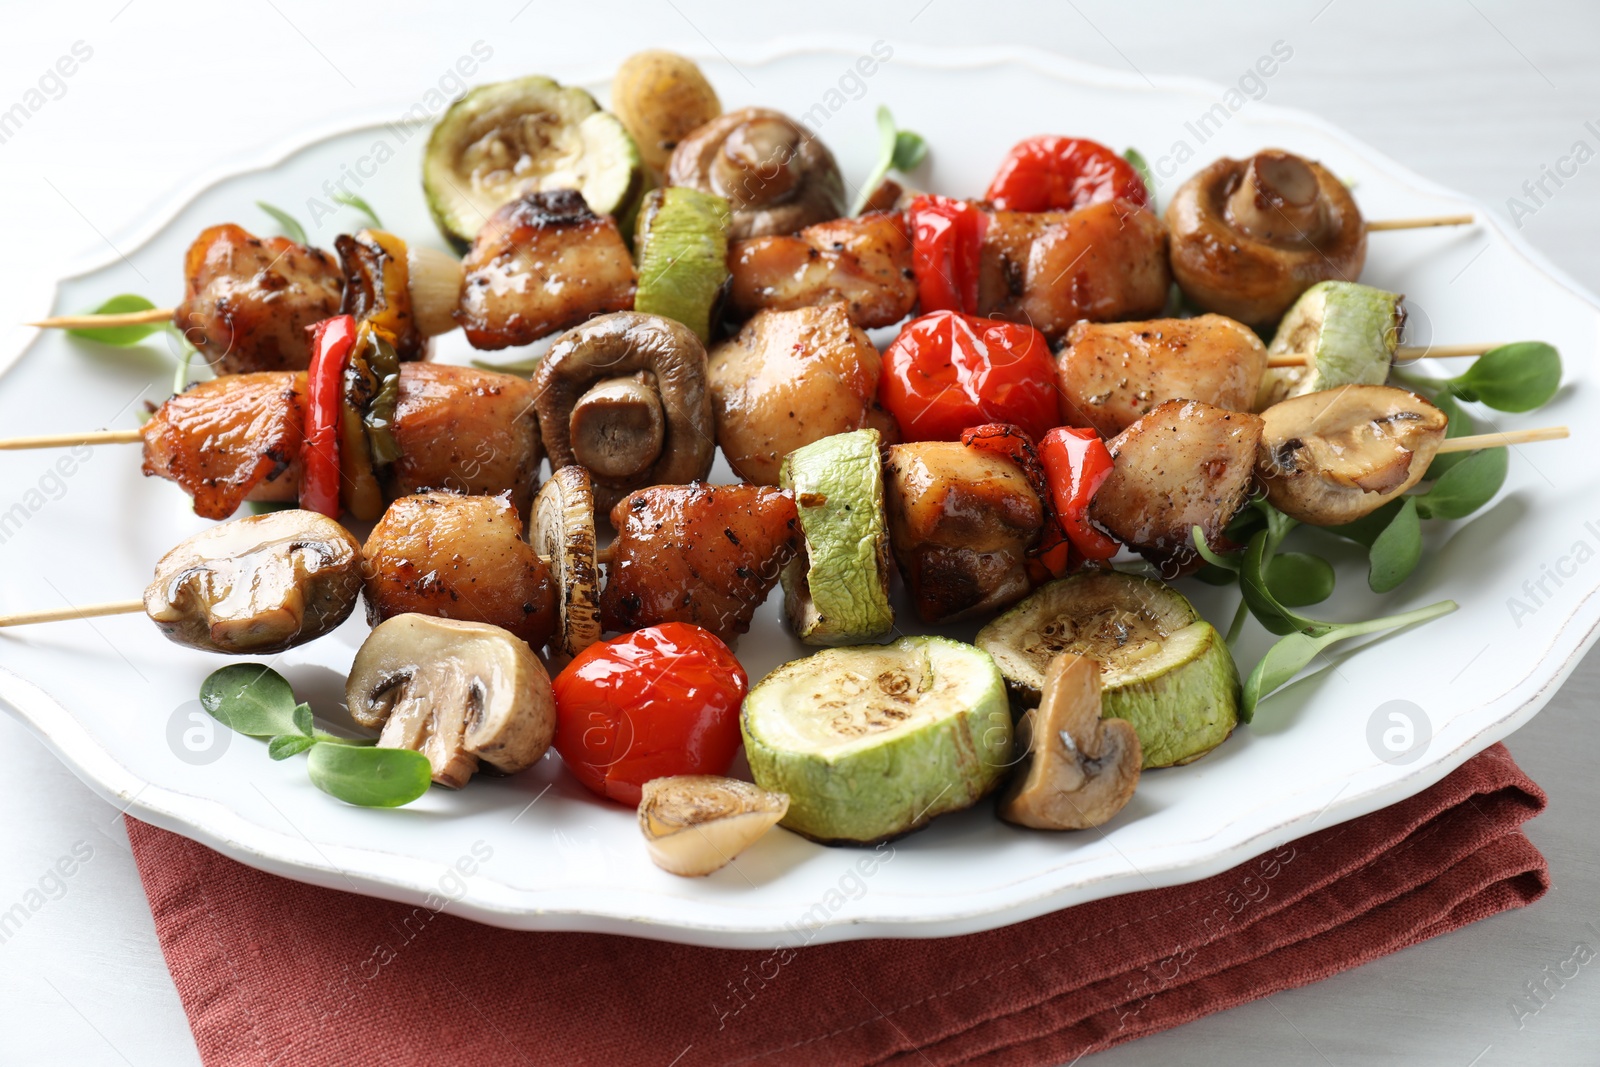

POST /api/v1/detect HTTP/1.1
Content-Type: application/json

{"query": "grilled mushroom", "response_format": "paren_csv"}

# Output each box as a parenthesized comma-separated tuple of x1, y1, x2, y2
(529, 465, 602, 658)
(998, 653, 1141, 830)
(668, 108, 846, 239)
(1166, 150, 1366, 330)
(534, 311, 714, 514)
(347, 613, 556, 789)
(1257, 385, 1449, 526)
(144, 509, 363, 654)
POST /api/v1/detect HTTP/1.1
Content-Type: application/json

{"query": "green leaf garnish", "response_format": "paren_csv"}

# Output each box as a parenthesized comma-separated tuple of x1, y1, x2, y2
(1443, 342, 1561, 413)
(172, 332, 198, 394)
(1414, 447, 1508, 521)
(199, 665, 428, 808)
(332, 191, 383, 228)
(1241, 599, 1457, 720)
(1367, 498, 1422, 593)
(257, 201, 309, 246)
(1190, 525, 1239, 572)
(268, 734, 317, 761)
(1264, 552, 1336, 608)
(852, 105, 927, 216)
(1124, 147, 1155, 199)
(307, 744, 432, 808)
(65, 294, 162, 346)
(200, 664, 301, 738)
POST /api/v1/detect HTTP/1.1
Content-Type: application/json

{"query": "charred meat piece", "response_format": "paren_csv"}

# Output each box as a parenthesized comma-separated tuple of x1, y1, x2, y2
(1056, 314, 1268, 436)
(382, 363, 542, 519)
(883, 441, 1044, 625)
(1089, 399, 1264, 574)
(726, 213, 918, 329)
(709, 304, 898, 486)
(456, 190, 637, 350)
(978, 199, 1170, 342)
(141, 372, 305, 519)
(362, 492, 557, 649)
(174, 224, 344, 375)
(601, 483, 800, 642)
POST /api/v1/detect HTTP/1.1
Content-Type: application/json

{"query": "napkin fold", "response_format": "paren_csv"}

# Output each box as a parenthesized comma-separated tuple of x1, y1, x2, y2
(128, 742, 1547, 1066)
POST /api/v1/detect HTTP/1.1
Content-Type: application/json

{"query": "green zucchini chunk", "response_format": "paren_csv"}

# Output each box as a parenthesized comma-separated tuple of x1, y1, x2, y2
(632, 187, 731, 342)
(1257, 281, 1402, 408)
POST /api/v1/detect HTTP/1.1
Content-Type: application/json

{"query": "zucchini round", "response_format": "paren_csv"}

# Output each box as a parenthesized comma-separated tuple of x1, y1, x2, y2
(976, 572, 1240, 768)
(632, 187, 731, 343)
(422, 76, 644, 251)
(1256, 281, 1401, 408)
(779, 428, 894, 646)
(741, 636, 1012, 844)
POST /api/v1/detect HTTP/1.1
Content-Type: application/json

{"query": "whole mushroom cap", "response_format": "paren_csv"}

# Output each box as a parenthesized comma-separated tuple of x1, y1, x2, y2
(1166, 150, 1366, 330)
(533, 311, 715, 515)
(668, 107, 846, 239)
(144, 509, 364, 654)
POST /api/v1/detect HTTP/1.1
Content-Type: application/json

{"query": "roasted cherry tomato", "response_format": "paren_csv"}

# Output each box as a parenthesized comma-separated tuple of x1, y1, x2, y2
(907, 194, 986, 315)
(961, 423, 1074, 581)
(552, 623, 748, 807)
(879, 311, 1057, 443)
(1039, 426, 1120, 560)
(985, 136, 1150, 213)
(300, 314, 356, 518)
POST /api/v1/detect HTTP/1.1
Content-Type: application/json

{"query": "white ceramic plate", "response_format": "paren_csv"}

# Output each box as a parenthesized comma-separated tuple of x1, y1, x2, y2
(2, 42, 1596, 949)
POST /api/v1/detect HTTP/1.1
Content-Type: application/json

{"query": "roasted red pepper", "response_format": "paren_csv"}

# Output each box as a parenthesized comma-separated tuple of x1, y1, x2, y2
(551, 623, 748, 807)
(961, 423, 1074, 581)
(300, 314, 356, 518)
(907, 194, 987, 315)
(1039, 426, 1120, 561)
(985, 136, 1150, 213)
(879, 310, 1057, 442)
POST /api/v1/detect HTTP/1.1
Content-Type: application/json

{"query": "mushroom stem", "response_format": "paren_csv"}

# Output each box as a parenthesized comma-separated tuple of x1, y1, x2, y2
(1226, 151, 1326, 246)
(568, 372, 666, 481)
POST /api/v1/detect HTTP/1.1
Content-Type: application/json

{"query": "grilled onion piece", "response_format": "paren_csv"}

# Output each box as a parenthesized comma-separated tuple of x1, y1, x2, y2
(529, 465, 602, 658)
(637, 776, 788, 877)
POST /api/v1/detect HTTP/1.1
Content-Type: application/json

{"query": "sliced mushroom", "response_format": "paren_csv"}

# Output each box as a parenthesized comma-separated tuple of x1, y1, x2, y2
(529, 465, 601, 658)
(1257, 385, 1449, 526)
(347, 613, 556, 789)
(144, 509, 363, 654)
(534, 311, 715, 514)
(1166, 150, 1366, 330)
(668, 108, 846, 239)
(637, 775, 789, 877)
(999, 653, 1141, 830)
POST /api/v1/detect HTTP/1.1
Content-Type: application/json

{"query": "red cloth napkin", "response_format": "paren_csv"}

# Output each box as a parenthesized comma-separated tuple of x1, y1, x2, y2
(128, 742, 1547, 1066)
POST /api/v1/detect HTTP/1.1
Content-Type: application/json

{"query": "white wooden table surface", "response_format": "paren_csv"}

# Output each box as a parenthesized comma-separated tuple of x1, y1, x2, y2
(0, 2, 1595, 1063)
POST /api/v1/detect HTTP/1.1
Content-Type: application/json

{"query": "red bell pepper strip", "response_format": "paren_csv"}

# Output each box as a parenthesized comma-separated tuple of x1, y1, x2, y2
(907, 194, 987, 315)
(879, 311, 1058, 443)
(961, 423, 1074, 581)
(551, 623, 748, 807)
(1039, 426, 1120, 561)
(299, 314, 356, 518)
(985, 136, 1150, 213)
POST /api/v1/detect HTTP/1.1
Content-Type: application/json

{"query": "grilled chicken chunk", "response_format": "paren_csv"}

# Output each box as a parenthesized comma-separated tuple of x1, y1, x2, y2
(362, 492, 557, 648)
(709, 304, 899, 485)
(601, 483, 801, 642)
(140, 364, 538, 518)
(978, 199, 1170, 342)
(456, 190, 637, 350)
(883, 441, 1044, 624)
(141, 372, 305, 519)
(174, 224, 344, 375)
(726, 213, 918, 329)
(1056, 314, 1268, 436)
(382, 363, 542, 518)
(1089, 400, 1264, 574)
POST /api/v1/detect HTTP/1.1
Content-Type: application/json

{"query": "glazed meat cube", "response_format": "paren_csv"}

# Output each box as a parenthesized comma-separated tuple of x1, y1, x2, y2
(727, 213, 918, 330)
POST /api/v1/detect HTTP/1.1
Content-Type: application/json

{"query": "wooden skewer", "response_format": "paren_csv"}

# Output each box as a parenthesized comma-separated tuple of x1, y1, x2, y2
(1365, 214, 1475, 232)
(0, 428, 143, 450)
(0, 599, 145, 628)
(28, 307, 175, 330)
(1435, 425, 1568, 454)
(1266, 343, 1496, 370)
